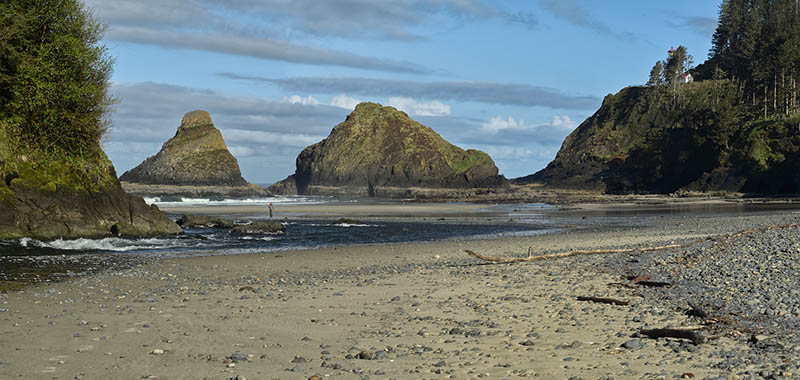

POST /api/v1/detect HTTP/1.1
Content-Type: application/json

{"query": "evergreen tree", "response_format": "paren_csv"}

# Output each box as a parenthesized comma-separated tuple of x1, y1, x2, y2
(665, 46, 689, 84)
(647, 61, 664, 86)
(0, 0, 114, 159)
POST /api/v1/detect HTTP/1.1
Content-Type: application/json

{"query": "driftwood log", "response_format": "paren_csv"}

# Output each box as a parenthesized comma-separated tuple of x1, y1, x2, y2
(576, 296, 629, 306)
(640, 328, 706, 345)
(465, 244, 680, 264)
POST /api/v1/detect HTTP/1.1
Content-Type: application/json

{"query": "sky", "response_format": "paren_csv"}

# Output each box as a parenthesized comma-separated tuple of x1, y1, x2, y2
(85, 0, 722, 185)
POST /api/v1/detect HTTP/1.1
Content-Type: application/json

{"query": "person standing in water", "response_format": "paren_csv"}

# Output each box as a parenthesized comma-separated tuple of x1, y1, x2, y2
(268, 202, 274, 219)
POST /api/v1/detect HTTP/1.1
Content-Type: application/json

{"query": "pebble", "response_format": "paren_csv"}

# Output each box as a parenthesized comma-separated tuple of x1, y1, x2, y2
(230, 353, 248, 363)
(291, 355, 308, 363)
(621, 340, 643, 349)
(356, 351, 373, 360)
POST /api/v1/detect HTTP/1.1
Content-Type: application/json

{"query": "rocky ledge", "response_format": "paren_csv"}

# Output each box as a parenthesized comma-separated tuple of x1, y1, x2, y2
(0, 163, 180, 240)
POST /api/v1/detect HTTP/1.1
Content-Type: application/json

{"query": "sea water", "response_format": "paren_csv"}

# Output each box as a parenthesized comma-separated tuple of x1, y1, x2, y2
(0, 197, 554, 287)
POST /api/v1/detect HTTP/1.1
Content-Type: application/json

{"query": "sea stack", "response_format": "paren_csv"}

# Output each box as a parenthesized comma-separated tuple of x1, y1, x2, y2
(120, 110, 247, 186)
(271, 102, 507, 196)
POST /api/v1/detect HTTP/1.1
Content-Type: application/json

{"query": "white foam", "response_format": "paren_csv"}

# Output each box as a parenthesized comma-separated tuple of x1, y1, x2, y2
(18, 237, 184, 252)
(239, 236, 278, 241)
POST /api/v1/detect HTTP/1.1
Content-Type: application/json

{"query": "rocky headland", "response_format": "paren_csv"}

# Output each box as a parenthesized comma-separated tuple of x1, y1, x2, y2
(0, 154, 181, 240)
(0, 0, 181, 240)
(270, 102, 508, 197)
(120, 110, 269, 197)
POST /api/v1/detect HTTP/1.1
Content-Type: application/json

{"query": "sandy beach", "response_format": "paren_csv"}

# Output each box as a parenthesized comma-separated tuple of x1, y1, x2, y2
(3, 202, 800, 379)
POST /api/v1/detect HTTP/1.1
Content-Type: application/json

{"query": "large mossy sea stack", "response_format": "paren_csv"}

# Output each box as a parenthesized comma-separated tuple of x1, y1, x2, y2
(120, 111, 247, 186)
(279, 102, 507, 195)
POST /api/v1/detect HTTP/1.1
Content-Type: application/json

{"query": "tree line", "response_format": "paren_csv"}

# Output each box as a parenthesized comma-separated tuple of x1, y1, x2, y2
(0, 0, 114, 160)
(709, 0, 800, 118)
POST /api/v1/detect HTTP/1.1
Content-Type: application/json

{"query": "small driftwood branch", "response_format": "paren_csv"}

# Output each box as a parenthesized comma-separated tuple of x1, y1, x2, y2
(640, 328, 706, 345)
(635, 280, 672, 288)
(577, 296, 629, 306)
(688, 301, 709, 319)
(465, 244, 680, 264)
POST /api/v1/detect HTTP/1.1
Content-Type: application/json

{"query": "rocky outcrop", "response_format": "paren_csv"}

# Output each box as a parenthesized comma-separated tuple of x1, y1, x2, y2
(0, 161, 181, 240)
(517, 83, 800, 195)
(270, 102, 507, 196)
(177, 215, 234, 229)
(230, 221, 286, 235)
(120, 110, 248, 186)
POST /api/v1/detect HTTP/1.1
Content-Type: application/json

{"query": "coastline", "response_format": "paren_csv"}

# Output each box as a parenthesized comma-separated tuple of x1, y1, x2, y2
(3, 206, 799, 378)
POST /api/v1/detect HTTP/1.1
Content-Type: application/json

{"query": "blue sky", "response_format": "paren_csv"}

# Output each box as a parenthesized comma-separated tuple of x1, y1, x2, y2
(86, 0, 721, 184)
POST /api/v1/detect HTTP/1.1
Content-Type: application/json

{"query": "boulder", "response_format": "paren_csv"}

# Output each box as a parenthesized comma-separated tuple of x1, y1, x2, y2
(177, 215, 234, 229)
(230, 221, 286, 235)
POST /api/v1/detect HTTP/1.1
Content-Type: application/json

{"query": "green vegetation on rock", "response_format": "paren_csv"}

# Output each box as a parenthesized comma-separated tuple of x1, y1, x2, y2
(1, 0, 115, 193)
(526, 78, 800, 194)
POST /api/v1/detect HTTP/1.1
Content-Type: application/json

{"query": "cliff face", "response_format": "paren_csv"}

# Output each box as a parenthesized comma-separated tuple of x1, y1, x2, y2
(517, 86, 651, 191)
(520, 82, 800, 194)
(0, 153, 181, 240)
(120, 111, 247, 186)
(273, 102, 507, 195)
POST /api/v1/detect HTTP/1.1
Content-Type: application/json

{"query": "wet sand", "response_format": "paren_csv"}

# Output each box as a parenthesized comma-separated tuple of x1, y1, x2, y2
(4, 202, 800, 379)
(160, 202, 494, 219)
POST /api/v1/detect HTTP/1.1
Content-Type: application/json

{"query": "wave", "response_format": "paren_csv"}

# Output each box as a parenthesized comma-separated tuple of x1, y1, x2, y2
(306, 223, 380, 228)
(17, 237, 187, 252)
(143, 195, 333, 207)
(238, 236, 279, 241)
(332, 223, 378, 228)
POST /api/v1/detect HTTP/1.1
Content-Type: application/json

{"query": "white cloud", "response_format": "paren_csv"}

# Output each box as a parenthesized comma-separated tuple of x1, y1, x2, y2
(481, 146, 536, 160)
(228, 145, 257, 157)
(286, 95, 320, 105)
(481, 115, 523, 133)
(329, 94, 362, 110)
(223, 129, 322, 147)
(480, 114, 577, 134)
(386, 97, 451, 116)
(550, 115, 577, 131)
(227, 74, 600, 110)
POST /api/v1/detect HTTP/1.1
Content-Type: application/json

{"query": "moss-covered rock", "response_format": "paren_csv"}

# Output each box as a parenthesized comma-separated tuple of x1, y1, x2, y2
(230, 221, 286, 235)
(0, 155, 181, 240)
(120, 110, 248, 186)
(272, 102, 507, 196)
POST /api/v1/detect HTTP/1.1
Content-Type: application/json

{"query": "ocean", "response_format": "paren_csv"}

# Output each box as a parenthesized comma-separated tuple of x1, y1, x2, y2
(0, 196, 555, 289)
